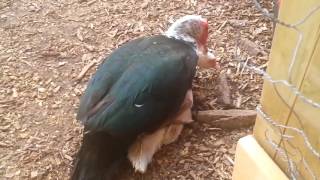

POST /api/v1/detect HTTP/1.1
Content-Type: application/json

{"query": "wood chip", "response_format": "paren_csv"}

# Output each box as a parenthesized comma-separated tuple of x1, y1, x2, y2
(229, 19, 248, 27)
(30, 170, 38, 179)
(239, 38, 266, 56)
(12, 88, 18, 97)
(76, 28, 84, 41)
(58, 62, 67, 67)
(217, 73, 233, 108)
(0, 141, 13, 148)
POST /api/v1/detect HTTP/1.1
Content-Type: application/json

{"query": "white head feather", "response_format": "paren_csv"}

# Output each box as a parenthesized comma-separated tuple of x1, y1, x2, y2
(164, 15, 207, 45)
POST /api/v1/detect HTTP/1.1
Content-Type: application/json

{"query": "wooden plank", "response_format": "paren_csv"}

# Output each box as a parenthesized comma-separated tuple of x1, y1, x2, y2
(196, 109, 256, 129)
(253, 0, 320, 179)
(232, 135, 288, 180)
(283, 35, 320, 180)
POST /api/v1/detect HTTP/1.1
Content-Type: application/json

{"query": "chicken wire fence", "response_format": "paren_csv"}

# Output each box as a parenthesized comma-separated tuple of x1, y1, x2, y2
(231, 0, 320, 179)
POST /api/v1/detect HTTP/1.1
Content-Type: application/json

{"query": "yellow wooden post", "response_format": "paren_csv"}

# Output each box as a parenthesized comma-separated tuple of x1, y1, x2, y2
(232, 135, 288, 180)
(233, 0, 320, 179)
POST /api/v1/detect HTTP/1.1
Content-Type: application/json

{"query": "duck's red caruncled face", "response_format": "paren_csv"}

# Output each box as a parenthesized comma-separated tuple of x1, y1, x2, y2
(199, 19, 209, 47)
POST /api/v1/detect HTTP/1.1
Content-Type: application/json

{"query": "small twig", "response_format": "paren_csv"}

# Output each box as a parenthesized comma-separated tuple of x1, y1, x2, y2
(240, 58, 249, 76)
(41, 51, 60, 57)
(217, 20, 228, 32)
(75, 60, 97, 82)
(225, 154, 235, 165)
(207, 127, 222, 131)
(87, 0, 97, 6)
(0, 100, 16, 104)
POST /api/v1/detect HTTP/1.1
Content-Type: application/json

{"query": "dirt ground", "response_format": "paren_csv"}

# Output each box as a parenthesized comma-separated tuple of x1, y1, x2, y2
(0, 0, 274, 179)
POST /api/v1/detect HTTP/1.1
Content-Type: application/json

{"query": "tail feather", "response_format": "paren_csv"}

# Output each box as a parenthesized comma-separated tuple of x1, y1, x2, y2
(71, 131, 129, 180)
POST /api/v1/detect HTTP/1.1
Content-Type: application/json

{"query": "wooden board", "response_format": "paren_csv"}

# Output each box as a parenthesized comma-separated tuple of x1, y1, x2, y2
(232, 135, 288, 180)
(253, 0, 320, 179)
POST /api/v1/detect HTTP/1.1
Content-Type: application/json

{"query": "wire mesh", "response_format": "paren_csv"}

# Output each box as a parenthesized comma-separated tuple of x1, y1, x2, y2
(235, 0, 320, 179)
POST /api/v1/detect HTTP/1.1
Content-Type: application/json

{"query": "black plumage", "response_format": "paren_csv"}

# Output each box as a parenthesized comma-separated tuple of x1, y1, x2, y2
(71, 35, 198, 180)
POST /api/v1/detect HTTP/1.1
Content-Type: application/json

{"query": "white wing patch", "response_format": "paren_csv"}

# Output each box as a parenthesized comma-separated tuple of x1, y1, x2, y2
(134, 104, 144, 108)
